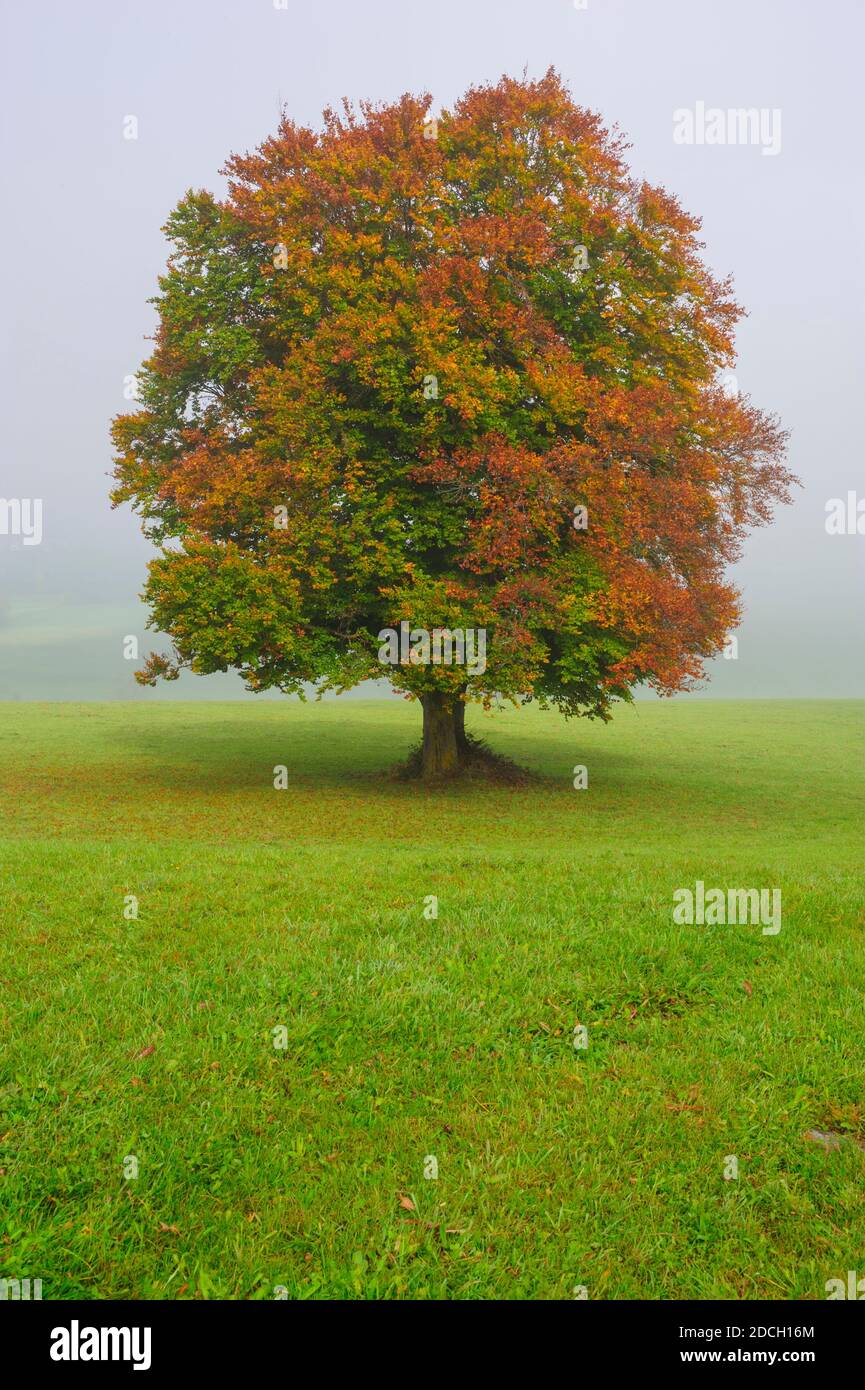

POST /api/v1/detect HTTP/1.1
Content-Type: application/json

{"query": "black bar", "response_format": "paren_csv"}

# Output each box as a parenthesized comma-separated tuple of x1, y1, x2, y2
(2, 1298, 857, 1374)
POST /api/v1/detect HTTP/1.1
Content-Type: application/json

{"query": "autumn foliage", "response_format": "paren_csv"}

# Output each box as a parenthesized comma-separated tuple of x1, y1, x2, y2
(111, 70, 793, 777)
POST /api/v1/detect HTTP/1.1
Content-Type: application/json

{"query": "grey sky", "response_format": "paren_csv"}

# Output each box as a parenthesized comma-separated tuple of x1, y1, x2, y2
(1, 0, 862, 700)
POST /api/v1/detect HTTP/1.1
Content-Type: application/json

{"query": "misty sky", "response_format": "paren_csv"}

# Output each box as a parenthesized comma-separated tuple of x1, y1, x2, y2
(1, 0, 862, 701)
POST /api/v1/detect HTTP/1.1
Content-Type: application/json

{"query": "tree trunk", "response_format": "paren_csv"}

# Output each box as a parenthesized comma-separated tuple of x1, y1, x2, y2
(421, 692, 460, 780)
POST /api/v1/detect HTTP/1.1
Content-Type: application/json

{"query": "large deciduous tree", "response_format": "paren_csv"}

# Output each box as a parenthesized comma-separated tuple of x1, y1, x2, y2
(112, 71, 793, 779)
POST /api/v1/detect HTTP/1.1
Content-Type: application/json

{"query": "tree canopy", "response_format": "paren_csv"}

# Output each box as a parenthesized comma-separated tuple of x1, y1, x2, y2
(112, 70, 792, 777)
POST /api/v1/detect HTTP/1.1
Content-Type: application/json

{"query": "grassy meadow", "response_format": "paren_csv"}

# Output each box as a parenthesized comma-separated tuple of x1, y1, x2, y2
(0, 697, 863, 1300)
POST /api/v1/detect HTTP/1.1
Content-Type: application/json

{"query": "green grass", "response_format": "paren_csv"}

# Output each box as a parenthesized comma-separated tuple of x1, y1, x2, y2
(1, 697, 863, 1300)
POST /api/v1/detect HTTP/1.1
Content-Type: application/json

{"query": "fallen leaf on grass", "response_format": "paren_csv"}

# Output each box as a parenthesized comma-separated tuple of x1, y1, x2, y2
(158, 1221, 180, 1235)
(398, 1195, 415, 1212)
(743, 980, 753, 996)
(803, 1129, 865, 1152)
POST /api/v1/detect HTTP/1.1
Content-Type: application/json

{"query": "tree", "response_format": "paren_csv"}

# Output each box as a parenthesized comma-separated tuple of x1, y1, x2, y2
(111, 71, 793, 780)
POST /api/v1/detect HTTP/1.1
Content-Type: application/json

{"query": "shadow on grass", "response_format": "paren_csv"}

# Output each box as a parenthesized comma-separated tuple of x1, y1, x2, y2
(100, 704, 719, 808)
